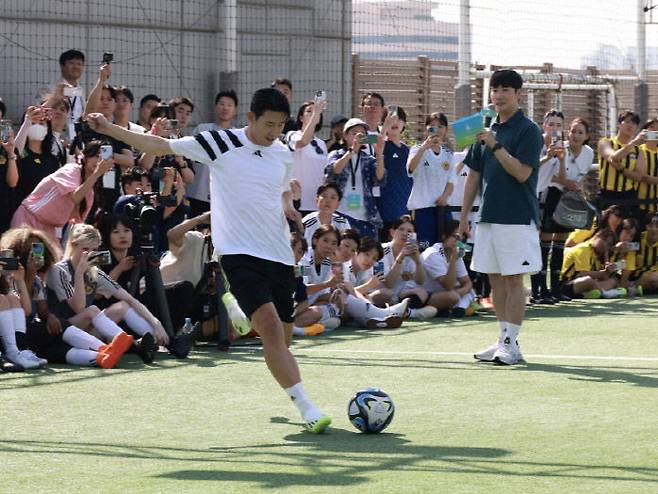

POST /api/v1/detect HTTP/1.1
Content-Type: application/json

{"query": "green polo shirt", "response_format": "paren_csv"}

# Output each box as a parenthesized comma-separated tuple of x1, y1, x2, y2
(464, 108, 543, 226)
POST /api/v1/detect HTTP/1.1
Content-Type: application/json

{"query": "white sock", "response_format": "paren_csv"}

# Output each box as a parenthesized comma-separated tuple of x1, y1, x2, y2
(123, 308, 153, 336)
(10, 308, 27, 333)
(0, 309, 18, 354)
(506, 323, 521, 344)
(62, 326, 103, 351)
(601, 288, 623, 299)
(345, 294, 389, 322)
(285, 382, 323, 423)
(498, 320, 508, 342)
(456, 291, 475, 309)
(92, 312, 123, 340)
(65, 348, 98, 366)
(292, 326, 305, 336)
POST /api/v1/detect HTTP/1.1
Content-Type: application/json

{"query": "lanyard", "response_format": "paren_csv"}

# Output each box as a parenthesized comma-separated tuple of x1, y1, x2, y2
(349, 152, 361, 190)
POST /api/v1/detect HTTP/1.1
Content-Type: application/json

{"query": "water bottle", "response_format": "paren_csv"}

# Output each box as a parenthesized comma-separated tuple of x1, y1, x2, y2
(181, 317, 194, 335)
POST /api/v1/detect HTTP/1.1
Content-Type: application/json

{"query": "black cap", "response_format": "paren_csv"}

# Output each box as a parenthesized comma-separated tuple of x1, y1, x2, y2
(330, 114, 348, 127)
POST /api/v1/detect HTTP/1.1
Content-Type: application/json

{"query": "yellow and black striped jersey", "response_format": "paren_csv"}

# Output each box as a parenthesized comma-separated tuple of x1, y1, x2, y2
(598, 136, 639, 192)
(634, 231, 658, 273)
(638, 144, 658, 212)
(561, 242, 603, 282)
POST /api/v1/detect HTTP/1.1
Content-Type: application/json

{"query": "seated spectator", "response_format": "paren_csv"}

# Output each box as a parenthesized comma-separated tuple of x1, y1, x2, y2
(565, 204, 623, 248)
(187, 90, 238, 217)
(325, 114, 348, 153)
(334, 229, 360, 263)
(406, 112, 455, 249)
(287, 99, 328, 215)
(302, 183, 351, 247)
(325, 118, 386, 239)
(557, 229, 626, 299)
(630, 213, 658, 293)
(0, 227, 130, 369)
(137, 94, 161, 130)
(45, 224, 168, 362)
(421, 220, 477, 317)
(378, 107, 412, 236)
(611, 217, 642, 296)
(380, 215, 436, 319)
(11, 141, 112, 244)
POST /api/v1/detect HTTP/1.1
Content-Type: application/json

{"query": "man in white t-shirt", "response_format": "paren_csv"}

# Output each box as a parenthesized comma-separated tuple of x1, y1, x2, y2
(86, 88, 331, 434)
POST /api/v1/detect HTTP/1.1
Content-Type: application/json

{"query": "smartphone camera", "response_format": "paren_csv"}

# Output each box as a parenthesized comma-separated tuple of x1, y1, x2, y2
(102, 52, 114, 64)
(363, 134, 379, 145)
(387, 105, 398, 117)
(428, 126, 439, 135)
(645, 130, 658, 141)
(314, 90, 326, 103)
(31, 242, 45, 269)
(551, 130, 563, 148)
(0, 249, 18, 271)
(165, 119, 179, 130)
(0, 119, 12, 142)
(406, 232, 417, 243)
(100, 145, 113, 161)
(88, 250, 112, 266)
(373, 261, 385, 276)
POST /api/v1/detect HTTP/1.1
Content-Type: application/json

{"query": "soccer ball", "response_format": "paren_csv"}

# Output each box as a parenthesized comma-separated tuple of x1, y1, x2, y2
(347, 387, 395, 433)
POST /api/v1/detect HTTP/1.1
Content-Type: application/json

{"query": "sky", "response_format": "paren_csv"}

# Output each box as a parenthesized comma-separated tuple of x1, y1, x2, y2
(356, 0, 658, 70)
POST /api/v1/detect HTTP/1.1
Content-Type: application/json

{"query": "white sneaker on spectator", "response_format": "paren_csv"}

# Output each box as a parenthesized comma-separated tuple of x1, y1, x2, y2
(6, 350, 45, 370)
(21, 349, 47, 367)
(408, 306, 438, 319)
(493, 338, 523, 365)
(386, 298, 410, 319)
(365, 316, 403, 329)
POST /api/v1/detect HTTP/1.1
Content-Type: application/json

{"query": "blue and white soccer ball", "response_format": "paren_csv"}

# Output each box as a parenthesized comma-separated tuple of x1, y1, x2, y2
(347, 387, 395, 433)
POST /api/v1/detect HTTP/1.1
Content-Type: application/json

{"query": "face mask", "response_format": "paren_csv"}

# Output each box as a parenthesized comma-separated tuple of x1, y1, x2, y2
(27, 123, 48, 142)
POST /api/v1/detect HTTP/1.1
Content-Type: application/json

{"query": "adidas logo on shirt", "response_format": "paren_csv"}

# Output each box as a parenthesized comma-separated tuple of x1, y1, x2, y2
(392, 153, 399, 158)
(253, 150, 263, 157)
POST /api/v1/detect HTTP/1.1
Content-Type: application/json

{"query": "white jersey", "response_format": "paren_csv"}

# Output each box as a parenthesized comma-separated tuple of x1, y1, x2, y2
(300, 248, 332, 304)
(302, 211, 351, 247)
(345, 260, 373, 287)
(421, 242, 468, 293)
(382, 241, 418, 294)
(552, 144, 594, 191)
(170, 127, 295, 266)
(186, 122, 225, 202)
(287, 131, 328, 211)
(407, 145, 456, 210)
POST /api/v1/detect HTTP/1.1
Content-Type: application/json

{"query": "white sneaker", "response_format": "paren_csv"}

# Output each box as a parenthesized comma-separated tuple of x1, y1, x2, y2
(473, 342, 500, 362)
(6, 350, 46, 370)
(408, 305, 438, 319)
(386, 298, 410, 319)
(22, 349, 47, 367)
(493, 338, 523, 365)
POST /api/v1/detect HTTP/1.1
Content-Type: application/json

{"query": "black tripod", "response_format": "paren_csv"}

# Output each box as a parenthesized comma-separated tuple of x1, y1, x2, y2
(196, 236, 231, 350)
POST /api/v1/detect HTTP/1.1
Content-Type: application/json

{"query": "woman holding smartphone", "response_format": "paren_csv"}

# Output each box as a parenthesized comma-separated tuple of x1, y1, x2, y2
(10, 141, 112, 243)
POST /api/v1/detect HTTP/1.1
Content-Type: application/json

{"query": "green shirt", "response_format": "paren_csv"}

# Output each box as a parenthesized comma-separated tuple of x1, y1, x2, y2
(464, 109, 543, 226)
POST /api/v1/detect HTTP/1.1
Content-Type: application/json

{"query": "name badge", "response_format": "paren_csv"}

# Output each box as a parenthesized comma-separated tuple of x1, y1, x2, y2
(347, 192, 362, 210)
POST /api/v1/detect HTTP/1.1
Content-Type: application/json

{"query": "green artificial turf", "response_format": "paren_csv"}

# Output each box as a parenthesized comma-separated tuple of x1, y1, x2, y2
(1, 297, 657, 493)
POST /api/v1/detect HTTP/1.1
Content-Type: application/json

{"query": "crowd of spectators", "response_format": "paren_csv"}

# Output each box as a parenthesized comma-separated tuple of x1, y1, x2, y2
(0, 49, 657, 371)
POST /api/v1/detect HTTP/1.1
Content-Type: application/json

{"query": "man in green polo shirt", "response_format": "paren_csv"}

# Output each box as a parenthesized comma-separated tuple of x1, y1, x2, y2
(459, 69, 543, 365)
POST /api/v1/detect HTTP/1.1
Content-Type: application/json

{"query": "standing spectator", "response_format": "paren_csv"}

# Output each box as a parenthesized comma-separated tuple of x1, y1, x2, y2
(287, 100, 327, 215)
(113, 86, 146, 133)
(406, 112, 455, 249)
(137, 94, 161, 130)
(325, 118, 386, 239)
(187, 90, 238, 217)
(459, 69, 543, 365)
(57, 50, 86, 139)
(597, 110, 646, 217)
(378, 107, 411, 239)
(636, 118, 658, 214)
(359, 93, 385, 156)
(0, 115, 18, 233)
(11, 141, 113, 243)
(271, 78, 297, 133)
(325, 115, 348, 153)
(169, 97, 194, 135)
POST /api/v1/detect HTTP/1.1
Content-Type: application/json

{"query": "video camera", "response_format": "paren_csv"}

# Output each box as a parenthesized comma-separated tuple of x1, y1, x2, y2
(124, 190, 160, 252)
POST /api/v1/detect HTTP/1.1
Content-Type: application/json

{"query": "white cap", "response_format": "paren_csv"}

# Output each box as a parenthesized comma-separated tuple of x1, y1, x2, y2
(343, 118, 369, 133)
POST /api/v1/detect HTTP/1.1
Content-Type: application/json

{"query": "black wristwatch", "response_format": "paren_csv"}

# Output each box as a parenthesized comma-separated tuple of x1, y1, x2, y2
(492, 141, 504, 152)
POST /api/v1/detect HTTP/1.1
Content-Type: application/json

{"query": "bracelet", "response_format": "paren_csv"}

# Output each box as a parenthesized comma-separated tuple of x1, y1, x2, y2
(7, 155, 17, 160)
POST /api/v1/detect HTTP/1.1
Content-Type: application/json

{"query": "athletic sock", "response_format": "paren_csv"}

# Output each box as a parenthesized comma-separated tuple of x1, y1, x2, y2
(550, 240, 565, 293)
(498, 320, 508, 342)
(345, 294, 388, 322)
(0, 309, 18, 354)
(65, 348, 99, 366)
(10, 308, 28, 350)
(62, 326, 103, 351)
(285, 381, 323, 423)
(539, 240, 551, 294)
(123, 308, 153, 336)
(92, 312, 123, 340)
(506, 323, 521, 345)
(601, 288, 624, 298)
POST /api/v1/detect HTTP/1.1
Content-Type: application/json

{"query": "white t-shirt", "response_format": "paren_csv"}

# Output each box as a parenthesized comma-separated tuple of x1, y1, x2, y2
(407, 145, 456, 210)
(287, 131, 328, 211)
(127, 122, 146, 134)
(169, 127, 295, 266)
(537, 144, 560, 195)
(337, 153, 368, 221)
(302, 211, 351, 247)
(186, 122, 225, 202)
(421, 242, 468, 293)
(552, 144, 594, 191)
(345, 260, 372, 286)
(300, 248, 332, 304)
(381, 241, 417, 294)
(160, 230, 209, 287)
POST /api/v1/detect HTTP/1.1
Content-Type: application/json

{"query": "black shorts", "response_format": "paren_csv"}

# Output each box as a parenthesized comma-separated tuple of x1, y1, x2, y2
(220, 254, 296, 323)
(541, 187, 572, 233)
(26, 320, 72, 364)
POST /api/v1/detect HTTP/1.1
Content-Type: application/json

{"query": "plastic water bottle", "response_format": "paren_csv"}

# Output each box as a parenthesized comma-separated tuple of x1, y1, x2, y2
(221, 292, 252, 336)
(181, 317, 194, 335)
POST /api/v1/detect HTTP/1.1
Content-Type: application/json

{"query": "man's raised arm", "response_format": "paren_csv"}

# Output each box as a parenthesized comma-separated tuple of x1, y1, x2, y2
(87, 113, 173, 157)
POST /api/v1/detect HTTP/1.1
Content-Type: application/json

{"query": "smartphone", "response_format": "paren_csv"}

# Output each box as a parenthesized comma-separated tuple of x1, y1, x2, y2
(645, 130, 658, 141)
(551, 130, 563, 148)
(407, 232, 417, 243)
(165, 119, 178, 130)
(88, 250, 112, 266)
(42, 107, 55, 120)
(294, 265, 305, 278)
(331, 262, 343, 277)
(314, 90, 326, 103)
(614, 259, 626, 271)
(63, 86, 83, 98)
(100, 144, 113, 160)
(363, 133, 379, 145)
(456, 240, 473, 252)
(627, 242, 641, 251)
(0, 257, 19, 271)
(387, 105, 398, 117)
(31, 242, 45, 269)
(102, 167, 116, 189)
(428, 126, 439, 135)
(0, 119, 12, 142)
(102, 52, 114, 64)
(373, 261, 385, 276)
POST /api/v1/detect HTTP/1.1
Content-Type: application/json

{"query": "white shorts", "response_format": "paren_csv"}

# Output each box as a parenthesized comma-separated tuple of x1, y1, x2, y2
(471, 222, 541, 276)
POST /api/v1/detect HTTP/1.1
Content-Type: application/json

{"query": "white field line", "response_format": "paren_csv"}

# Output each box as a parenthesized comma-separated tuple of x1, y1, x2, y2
(232, 347, 658, 363)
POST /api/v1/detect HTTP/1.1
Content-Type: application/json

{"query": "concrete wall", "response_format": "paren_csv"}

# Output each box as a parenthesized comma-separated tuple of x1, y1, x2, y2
(0, 0, 352, 129)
